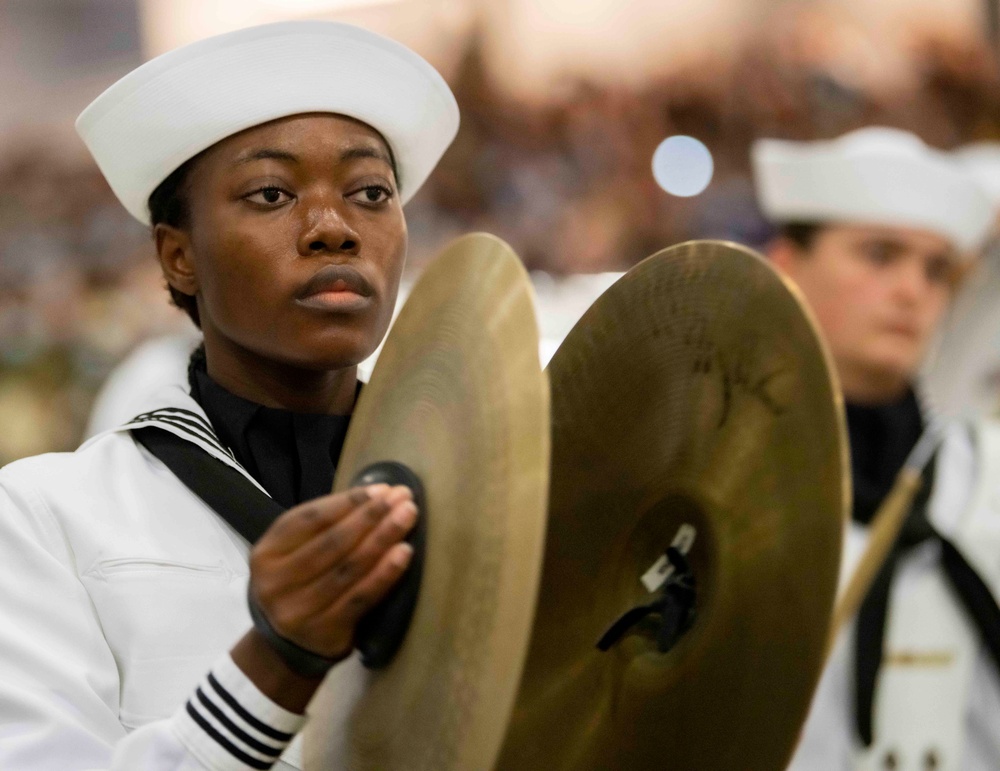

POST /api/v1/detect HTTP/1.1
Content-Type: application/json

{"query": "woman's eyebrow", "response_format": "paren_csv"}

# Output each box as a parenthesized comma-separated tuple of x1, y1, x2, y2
(340, 145, 393, 167)
(232, 146, 392, 168)
(233, 148, 299, 166)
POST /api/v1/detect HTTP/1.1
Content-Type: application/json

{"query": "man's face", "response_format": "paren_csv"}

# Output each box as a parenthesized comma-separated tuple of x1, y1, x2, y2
(769, 224, 959, 402)
(169, 113, 408, 372)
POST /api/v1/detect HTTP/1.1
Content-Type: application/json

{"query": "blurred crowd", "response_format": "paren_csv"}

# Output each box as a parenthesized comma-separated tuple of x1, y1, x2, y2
(2, 7, 999, 464)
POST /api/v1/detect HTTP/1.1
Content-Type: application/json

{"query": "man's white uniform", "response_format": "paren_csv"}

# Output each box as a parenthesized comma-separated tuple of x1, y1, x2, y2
(790, 420, 1000, 770)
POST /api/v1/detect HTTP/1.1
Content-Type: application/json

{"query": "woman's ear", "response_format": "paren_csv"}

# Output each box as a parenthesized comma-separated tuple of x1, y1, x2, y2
(155, 223, 198, 299)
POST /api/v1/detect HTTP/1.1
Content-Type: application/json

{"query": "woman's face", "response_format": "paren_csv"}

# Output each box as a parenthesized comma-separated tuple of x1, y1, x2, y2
(164, 113, 407, 372)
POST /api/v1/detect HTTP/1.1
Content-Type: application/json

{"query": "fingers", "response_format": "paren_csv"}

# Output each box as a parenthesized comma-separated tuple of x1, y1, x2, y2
(274, 485, 414, 587)
(297, 496, 418, 605)
(314, 542, 416, 632)
(261, 484, 388, 556)
(249, 482, 420, 659)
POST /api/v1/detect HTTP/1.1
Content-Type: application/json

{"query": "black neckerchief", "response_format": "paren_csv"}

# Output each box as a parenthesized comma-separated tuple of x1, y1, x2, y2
(848, 390, 1000, 748)
(845, 390, 924, 526)
(188, 351, 353, 509)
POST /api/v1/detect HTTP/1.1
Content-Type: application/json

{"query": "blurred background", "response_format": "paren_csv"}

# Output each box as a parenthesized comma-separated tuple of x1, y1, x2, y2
(0, 0, 998, 463)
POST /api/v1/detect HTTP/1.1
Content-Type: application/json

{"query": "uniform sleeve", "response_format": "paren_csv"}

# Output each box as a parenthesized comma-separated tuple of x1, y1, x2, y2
(0, 479, 305, 770)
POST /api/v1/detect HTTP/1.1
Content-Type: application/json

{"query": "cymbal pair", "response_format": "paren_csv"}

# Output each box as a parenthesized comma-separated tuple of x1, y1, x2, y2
(303, 234, 848, 771)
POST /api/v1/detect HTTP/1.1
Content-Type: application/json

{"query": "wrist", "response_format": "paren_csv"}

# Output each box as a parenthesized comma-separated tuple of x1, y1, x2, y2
(231, 628, 326, 714)
(247, 589, 347, 679)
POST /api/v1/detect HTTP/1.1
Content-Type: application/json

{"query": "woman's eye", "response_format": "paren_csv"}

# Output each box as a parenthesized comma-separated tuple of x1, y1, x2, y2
(246, 187, 291, 205)
(350, 185, 393, 205)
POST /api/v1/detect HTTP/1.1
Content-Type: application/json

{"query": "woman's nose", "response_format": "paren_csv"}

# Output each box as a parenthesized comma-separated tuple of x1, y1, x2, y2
(297, 200, 361, 256)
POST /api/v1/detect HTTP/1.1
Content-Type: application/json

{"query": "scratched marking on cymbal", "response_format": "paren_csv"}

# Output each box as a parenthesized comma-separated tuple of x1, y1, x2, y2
(677, 310, 787, 427)
(717, 355, 787, 427)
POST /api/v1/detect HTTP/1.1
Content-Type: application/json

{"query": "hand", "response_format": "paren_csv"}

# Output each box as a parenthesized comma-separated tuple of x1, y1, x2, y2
(249, 483, 417, 661)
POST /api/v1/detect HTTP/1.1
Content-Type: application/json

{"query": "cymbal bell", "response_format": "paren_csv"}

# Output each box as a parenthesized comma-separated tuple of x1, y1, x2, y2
(303, 233, 550, 771)
(496, 240, 849, 771)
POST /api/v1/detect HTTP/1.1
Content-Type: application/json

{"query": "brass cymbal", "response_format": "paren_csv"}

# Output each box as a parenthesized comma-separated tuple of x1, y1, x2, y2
(303, 233, 550, 771)
(496, 240, 849, 771)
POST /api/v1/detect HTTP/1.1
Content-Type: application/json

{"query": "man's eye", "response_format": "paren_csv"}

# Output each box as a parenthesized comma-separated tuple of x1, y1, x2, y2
(246, 187, 291, 205)
(925, 258, 954, 285)
(861, 244, 893, 264)
(350, 185, 392, 205)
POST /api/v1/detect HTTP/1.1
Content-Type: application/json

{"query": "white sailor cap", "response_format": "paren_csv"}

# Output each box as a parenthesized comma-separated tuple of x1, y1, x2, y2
(76, 21, 459, 225)
(751, 127, 993, 254)
(954, 142, 1000, 211)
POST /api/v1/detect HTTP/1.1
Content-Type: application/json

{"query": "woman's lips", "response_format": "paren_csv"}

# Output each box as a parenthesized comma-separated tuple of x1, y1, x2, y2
(296, 289, 372, 312)
(295, 265, 374, 313)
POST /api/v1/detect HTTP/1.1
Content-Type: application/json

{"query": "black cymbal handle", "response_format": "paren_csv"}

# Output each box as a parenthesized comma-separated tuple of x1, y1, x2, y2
(350, 461, 427, 669)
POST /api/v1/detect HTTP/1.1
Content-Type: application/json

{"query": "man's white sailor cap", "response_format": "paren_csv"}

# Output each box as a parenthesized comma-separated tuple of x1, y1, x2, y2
(751, 127, 993, 255)
(954, 142, 1000, 212)
(76, 21, 459, 225)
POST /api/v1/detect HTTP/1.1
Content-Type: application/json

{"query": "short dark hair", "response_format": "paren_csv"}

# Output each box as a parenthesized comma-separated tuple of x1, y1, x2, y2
(148, 155, 202, 327)
(779, 222, 824, 251)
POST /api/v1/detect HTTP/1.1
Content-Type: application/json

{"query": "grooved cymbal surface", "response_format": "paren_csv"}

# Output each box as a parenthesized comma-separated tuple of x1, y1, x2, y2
(303, 233, 550, 771)
(497, 240, 849, 771)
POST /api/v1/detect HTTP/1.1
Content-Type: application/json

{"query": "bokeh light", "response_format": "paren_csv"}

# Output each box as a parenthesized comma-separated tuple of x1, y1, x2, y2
(651, 135, 714, 197)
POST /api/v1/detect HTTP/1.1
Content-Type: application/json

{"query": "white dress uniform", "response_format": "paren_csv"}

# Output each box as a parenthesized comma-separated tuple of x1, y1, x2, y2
(0, 386, 311, 770)
(788, 419, 1000, 771)
(0, 19, 459, 771)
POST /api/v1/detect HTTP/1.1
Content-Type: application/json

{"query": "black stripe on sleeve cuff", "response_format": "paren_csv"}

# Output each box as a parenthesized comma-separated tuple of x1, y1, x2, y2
(207, 672, 296, 743)
(185, 702, 273, 770)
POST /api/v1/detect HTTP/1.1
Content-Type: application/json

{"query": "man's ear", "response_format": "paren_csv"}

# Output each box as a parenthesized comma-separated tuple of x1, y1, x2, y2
(765, 237, 805, 278)
(155, 223, 197, 299)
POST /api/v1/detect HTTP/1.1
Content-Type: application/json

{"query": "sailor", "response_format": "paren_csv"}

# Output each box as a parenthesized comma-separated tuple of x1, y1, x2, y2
(0, 21, 457, 770)
(752, 127, 1000, 771)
